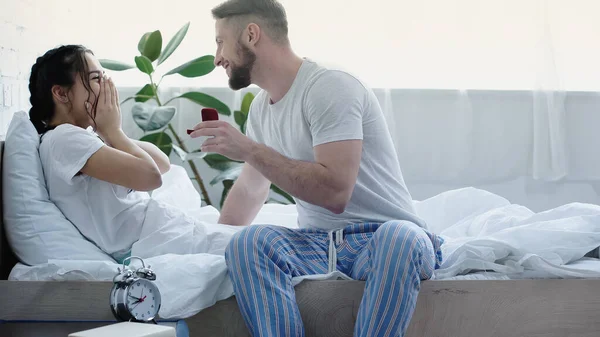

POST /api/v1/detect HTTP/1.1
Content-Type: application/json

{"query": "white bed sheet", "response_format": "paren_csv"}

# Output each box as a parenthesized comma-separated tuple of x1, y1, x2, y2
(8, 176, 600, 319)
(443, 257, 600, 281)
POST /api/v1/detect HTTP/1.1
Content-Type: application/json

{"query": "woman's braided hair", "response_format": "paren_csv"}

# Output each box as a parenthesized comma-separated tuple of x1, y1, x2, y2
(28, 44, 98, 134)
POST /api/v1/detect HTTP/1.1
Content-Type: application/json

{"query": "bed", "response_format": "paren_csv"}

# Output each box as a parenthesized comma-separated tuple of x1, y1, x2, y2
(2, 136, 600, 337)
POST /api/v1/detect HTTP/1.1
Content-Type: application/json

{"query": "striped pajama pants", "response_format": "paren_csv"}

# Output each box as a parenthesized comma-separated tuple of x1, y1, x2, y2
(225, 221, 444, 337)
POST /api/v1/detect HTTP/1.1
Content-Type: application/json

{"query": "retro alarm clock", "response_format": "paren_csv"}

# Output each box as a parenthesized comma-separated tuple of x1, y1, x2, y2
(110, 256, 162, 323)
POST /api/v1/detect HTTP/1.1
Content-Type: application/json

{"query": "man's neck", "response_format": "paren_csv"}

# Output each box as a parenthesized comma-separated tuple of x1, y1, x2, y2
(253, 48, 304, 104)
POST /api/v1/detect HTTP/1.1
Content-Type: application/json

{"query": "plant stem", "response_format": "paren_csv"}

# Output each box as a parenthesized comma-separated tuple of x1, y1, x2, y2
(167, 123, 212, 205)
(150, 74, 163, 106)
(149, 73, 212, 205)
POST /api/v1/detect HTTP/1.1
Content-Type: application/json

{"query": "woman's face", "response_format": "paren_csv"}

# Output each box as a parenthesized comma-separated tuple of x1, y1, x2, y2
(67, 52, 104, 129)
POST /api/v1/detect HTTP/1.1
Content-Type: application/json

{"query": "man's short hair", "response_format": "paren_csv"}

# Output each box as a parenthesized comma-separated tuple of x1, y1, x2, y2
(212, 0, 289, 44)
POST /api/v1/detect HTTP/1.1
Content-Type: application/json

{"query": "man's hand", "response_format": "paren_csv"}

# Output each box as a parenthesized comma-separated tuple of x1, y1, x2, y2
(189, 121, 256, 161)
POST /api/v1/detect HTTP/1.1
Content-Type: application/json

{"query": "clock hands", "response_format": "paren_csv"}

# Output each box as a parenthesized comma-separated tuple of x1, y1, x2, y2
(128, 295, 141, 302)
(137, 288, 146, 303)
(128, 293, 147, 304)
(129, 289, 148, 315)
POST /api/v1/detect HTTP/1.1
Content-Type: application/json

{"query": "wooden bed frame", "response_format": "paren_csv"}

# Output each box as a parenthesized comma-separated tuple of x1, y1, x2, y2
(1, 140, 600, 337)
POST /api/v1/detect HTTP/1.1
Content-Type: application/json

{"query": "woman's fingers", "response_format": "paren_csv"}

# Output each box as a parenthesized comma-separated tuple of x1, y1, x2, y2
(108, 77, 116, 107)
(111, 78, 120, 107)
(104, 75, 113, 107)
(100, 75, 106, 107)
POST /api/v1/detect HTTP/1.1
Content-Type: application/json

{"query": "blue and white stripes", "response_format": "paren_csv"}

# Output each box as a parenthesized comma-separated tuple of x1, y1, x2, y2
(225, 221, 444, 337)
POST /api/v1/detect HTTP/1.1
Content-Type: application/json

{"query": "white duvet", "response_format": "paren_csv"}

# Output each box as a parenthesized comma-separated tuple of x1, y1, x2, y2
(415, 188, 600, 279)
(9, 170, 600, 319)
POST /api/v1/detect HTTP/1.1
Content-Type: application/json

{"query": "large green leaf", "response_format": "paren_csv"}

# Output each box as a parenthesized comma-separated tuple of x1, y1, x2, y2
(169, 92, 231, 116)
(203, 153, 241, 171)
(138, 32, 152, 54)
(210, 163, 243, 185)
(131, 103, 176, 131)
(140, 131, 173, 156)
(138, 30, 162, 62)
(158, 22, 190, 65)
(234, 110, 247, 129)
(270, 184, 295, 204)
(241, 92, 254, 115)
(135, 84, 155, 103)
(164, 55, 215, 78)
(135, 56, 154, 75)
(99, 59, 135, 71)
(220, 180, 234, 209)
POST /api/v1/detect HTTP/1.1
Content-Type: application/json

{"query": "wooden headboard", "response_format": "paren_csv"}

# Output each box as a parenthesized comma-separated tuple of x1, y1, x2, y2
(0, 141, 19, 280)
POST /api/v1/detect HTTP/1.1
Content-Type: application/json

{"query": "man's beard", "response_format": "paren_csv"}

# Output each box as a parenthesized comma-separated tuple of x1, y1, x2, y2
(228, 43, 256, 90)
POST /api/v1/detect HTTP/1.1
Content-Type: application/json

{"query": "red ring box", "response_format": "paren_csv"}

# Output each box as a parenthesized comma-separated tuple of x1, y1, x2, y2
(187, 108, 219, 134)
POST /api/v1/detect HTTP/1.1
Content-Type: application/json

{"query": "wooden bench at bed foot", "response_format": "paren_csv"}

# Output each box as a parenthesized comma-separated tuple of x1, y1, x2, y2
(2, 279, 600, 337)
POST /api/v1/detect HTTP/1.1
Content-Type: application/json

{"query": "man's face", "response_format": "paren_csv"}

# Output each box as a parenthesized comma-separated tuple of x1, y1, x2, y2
(214, 19, 257, 90)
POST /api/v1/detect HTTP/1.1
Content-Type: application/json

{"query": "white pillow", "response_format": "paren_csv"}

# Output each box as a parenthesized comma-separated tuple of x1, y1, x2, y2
(2, 111, 115, 265)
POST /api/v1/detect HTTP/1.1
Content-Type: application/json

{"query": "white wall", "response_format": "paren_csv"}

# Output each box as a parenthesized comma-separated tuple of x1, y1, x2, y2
(0, 2, 33, 137)
(3, 0, 600, 90)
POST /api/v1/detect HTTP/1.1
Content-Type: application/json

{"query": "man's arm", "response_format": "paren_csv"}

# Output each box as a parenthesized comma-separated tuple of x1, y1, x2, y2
(219, 162, 271, 226)
(245, 139, 362, 214)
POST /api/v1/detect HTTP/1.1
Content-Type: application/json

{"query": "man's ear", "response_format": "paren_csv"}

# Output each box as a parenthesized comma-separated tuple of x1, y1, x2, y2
(51, 85, 69, 103)
(246, 23, 261, 45)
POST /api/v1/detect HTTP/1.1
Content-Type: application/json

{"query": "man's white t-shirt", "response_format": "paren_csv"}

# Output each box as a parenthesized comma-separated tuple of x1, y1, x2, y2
(39, 124, 150, 259)
(246, 59, 426, 231)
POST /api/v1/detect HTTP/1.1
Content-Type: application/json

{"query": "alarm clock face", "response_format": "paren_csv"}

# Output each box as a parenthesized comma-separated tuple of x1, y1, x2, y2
(125, 279, 161, 321)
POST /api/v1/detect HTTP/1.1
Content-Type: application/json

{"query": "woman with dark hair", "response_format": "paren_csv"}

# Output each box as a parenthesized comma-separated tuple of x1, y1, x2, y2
(29, 45, 234, 262)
